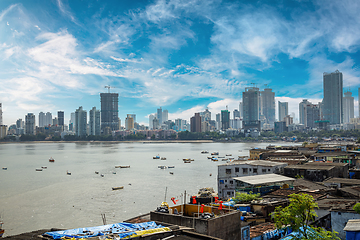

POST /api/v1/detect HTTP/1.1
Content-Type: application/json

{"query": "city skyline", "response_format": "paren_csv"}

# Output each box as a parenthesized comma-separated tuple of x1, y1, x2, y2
(1, 0, 360, 126)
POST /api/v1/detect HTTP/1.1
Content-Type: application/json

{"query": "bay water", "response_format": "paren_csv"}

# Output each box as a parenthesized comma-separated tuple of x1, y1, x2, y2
(0, 141, 282, 236)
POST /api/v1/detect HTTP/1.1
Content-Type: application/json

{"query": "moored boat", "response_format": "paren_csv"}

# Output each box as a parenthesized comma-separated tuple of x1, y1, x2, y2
(41, 166, 47, 169)
(112, 186, 124, 190)
(168, 166, 175, 168)
(169, 172, 174, 175)
(0, 221, 4, 237)
(153, 155, 160, 159)
(201, 150, 209, 154)
(183, 160, 191, 163)
(67, 171, 71, 175)
(2, 167, 7, 170)
(120, 165, 130, 168)
(49, 157, 55, 162)
(211, 152, 219, 155)
(161, 157, 166, 160)
(35, 168, 43, 171)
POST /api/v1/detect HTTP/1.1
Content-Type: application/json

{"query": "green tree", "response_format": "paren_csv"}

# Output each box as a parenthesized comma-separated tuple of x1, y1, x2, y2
(273, 193, 339, 240)
(233, 192, 261, 203)
(353, 202, 360, 214)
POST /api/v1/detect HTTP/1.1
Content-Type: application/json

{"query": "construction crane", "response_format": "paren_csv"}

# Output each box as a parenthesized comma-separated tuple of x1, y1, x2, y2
(104, 85, 115, 93)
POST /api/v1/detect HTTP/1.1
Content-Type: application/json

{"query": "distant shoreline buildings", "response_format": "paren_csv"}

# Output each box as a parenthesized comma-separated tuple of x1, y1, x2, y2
(1, 70, 360, 139)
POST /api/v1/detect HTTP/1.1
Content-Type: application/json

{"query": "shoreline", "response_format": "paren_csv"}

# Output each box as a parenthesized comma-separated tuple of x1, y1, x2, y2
(0, 140, 216, 144)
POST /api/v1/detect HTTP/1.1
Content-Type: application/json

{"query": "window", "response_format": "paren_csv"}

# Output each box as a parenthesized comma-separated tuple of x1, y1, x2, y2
(262, 169, 267, 173)
(268, 169, 271, 171)
(230, 180, 233, 184)
(225, 180, 227, 183)
(243, 168, 248, 174)
(235, 167, 239, 173)
(253, 168, 258, 173)
(226, 169, 231, 174)
(220, 180, 224, 184)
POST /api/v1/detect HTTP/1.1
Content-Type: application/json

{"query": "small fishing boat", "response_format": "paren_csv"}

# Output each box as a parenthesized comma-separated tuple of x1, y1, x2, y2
(207, 156, 213, 159)
(112, 186, 124, 190)
(95, 171, 99, 174)
(112, 172, 116, 174)
(161, 157, 166, 160)
(168, 166, 175, 168)
(153, 155, 160, 159)
(49, 157, 55, 162)
(201, 150, 209, 154)
(183, 160, 191, 163)
(115, 166, 121, 168)
(2, 167, 7, 170)
(120, 165, 130, 168)
(35, 168, 43, 171)
(226, 154, 232, 156)
(67, 171, 71, 175)
(100, 174, 104, 177)
(211, 152, 219, 155)
(169, 172, 174, 175)
(41, 166, 47, 169)
(0, 221, 4, 237)
(211, 158, 218, 162)
(158, 165, 167, 169)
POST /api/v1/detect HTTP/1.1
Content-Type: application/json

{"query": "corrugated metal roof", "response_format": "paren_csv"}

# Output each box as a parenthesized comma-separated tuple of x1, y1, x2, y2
(232, 173, 295, 185)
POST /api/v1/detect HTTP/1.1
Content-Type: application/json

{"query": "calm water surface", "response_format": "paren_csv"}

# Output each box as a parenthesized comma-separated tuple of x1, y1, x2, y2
(0, 141, 282, 236)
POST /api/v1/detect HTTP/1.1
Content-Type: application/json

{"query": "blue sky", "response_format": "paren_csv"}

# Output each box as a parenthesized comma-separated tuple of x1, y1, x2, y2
(1, 0, 360, 126)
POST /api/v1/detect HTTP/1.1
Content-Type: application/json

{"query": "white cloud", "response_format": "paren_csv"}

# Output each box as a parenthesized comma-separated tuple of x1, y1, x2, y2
(169, 105, 205, 121)
(0, 4, 18, 22)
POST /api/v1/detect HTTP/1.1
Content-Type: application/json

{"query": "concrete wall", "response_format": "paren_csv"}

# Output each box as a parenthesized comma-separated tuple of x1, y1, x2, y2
(150, 208, 242, 240)
(331, 211, 360, 240)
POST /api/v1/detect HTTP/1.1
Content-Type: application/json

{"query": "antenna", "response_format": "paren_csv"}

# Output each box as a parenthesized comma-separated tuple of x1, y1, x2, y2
(104, 85, 115, 93)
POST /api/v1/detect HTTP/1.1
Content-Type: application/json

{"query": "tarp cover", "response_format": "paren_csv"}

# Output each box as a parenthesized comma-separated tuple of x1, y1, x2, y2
(44, 221, 166, 239)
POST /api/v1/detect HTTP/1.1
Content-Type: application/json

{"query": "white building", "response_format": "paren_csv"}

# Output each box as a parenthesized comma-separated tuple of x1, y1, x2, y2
(75, 106, 87, 137)
(149, 114, 155, 130)
(45, 112, 52, 126)
(0, 103, 2, 125)
(217, 160, 287, 198)
(89, 107, 101, 135)
(39, 112, 46, 127)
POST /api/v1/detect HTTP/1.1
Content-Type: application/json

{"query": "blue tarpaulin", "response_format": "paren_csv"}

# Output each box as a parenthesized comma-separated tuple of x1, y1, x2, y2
(44, 221, 165, 239)
(347, 231, 360, 240)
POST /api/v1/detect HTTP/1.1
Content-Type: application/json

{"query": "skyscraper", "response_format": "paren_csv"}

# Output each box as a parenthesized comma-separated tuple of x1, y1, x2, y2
(69, 112, 75, 131)
(221, 109, 230, 130)
(39, 112, 46, 127)
(260, 88, 275, 127)
(233, 109, 240, 119)
(45, 112, 52, 126)
(0, 103, 2, 125)
(299, 99, 311, 125)
(323, 70, 343, 124)
(343, 91, 354, 123)
(304, 103, 320, 128)
(75, 106, 87, 137)
(243, 87, 260, 124)
(278, 101, 288, 122)
(89, 107, 101, 135)
(190, 113, 201, 132)
(25, 113, 36, 135)
(162, 110, 168, 123)
(157, 107, 163, 124)
(125, 114, 135, 130)
(58, 111, 64, 127)
(149, 114, 155, 130)
(239, 102, 243, 118)
(100, 92, 119, 132)
(216, 113, 221, 130)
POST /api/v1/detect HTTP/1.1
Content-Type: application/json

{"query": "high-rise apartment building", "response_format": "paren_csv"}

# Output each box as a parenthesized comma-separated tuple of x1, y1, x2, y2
(157, 107, 163, 124)
(323, 70, 343, 124)
(278, 101, 288, 122)
(58, 111, 64, 127)
(190, 113, 201, 132)
(221, 109, 230, 130)
(39, 112, 46, 127)
(343, 91, 354, 123)
(25, 113, 36, 135)
(260, 88, 275, 127)
(149, 114, 155, 130)
(45, 112, 52, 126)
(89, 107, 101, 135)
(304, 103, 320, 128)
(216, 113, 221, 130)
(162, 110, 168, 123)
(299, 99, 311, 125)
(200, 108, 211, 122)
(100, 93, 119, 132)
(16, 119, 23, 129)
(69, 112, 75, 131)
(239, 102, 243, 118)
(125, 114, 134, 130)
(175, 118, 187, 131)
(75, 106, 87, 137)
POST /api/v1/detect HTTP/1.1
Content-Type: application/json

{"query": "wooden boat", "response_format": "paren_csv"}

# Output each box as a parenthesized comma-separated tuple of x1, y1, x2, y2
(67, 171, 71, 175)
(115, 166, 121, 168)
(112, 186, 124, 190)
(95, 171, 99, 174)
(211, 152, 219, 155)
(226, 154, 232, 156)
(158, 165, 167, 169)
(49, 157, 55, 162)
(100, 174, 104, 177)
(168, 166, 175, 168)
(161, 157, 166, 160)
(183, 160, 191, 163)
(153, 156, 160, 159)
(120, 165, 130, 168)
(201, 150, 209, 154)
(112, 172, 116, 174)
(2, 167, 7, 170)
(169, 172, 174, 175)
(41, 166, 47, 169)
(35, 168, 43, 171)
(211, 158, 218, 162)
(0, 221, 4, 237)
